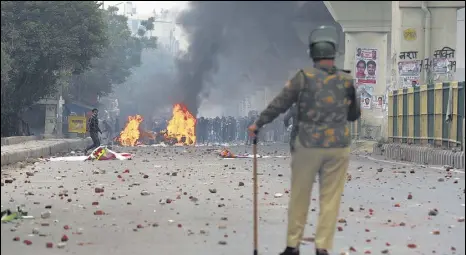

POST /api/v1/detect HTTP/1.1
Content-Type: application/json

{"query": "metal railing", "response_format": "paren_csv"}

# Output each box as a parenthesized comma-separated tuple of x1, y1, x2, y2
(387, 81, 465, 149)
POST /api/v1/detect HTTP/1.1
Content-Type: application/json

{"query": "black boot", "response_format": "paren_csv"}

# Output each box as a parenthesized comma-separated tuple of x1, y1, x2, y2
(316, 248, 329, 255)
(279, 247, 299, 255)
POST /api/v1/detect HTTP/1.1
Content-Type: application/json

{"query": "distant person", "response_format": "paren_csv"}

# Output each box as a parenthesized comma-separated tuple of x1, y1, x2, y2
(366, 60, 376, 76)
(356, 60, 366, 78)
(356, 48, 362, 57)
(84, 108, 102, 154)
(102, 120, 112, 145)
(114, 117, 120, 135)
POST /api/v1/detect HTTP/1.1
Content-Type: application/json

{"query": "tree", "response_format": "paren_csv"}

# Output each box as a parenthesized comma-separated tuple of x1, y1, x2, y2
(1, 1, 107, 136)
(128, 16, 158, 67)
(67, 6, 132, 103)
(1, 43, 11, 99)
(68, 7, 158, 104)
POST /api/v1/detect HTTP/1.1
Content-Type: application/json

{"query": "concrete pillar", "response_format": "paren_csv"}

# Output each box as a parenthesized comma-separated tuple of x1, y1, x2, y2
(385, 1, 403, 139)
(390, 1, 402, 90)
(57, 96, 65, 137)
(455, 8, 465, 81)
(344, 31, 388, 133)
(323, 1, 391, 139)
(44, 104, 57, 135)
(397, 4, 460, 86)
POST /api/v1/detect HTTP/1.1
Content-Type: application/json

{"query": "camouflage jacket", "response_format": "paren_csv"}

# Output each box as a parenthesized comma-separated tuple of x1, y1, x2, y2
(255, 64, 355, 148)
(283, 104, 297, 127)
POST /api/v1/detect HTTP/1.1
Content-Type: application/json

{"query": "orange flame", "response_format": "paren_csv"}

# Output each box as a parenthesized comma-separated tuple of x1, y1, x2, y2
(166, 104, 196, 145)
(220, 148, 235, 158)
(118, 115, 143, 146)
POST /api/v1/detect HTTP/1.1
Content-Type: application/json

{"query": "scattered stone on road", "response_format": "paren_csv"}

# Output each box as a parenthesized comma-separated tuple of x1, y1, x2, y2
(1, 144, 464, 255)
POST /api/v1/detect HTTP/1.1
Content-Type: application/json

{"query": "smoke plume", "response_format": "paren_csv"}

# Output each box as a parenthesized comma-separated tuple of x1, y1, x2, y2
(174, 1, 339, 115)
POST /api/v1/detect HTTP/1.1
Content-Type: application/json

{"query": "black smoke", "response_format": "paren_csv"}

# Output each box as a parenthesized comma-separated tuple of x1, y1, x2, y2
(174, 1, 340, 115)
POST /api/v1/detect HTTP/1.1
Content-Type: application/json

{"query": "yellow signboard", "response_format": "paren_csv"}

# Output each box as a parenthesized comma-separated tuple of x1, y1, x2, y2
(403, 28, 417, 41)
(68, 116, 87, 133)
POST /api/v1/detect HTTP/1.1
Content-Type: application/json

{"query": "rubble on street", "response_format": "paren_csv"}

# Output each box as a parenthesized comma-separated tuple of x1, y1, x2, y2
(1, 144, 464, 255)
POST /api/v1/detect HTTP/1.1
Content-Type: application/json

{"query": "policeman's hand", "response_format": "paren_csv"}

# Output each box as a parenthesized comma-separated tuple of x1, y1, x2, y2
(247, 124, 258, 137)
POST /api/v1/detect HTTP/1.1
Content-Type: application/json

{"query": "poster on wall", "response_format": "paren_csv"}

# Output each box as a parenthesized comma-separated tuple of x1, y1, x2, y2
(398, 60, 421, 76)
(374, 96, 384, 109)
(398, 60, 421, 87)
(68, 116, 86, 133)
(355, 48, 378, 87)
(432, 58, 449, 74)
(362, 96, 372, 109)
(400, 76, 420, 87)
(357, 85, 374, 98)
(357, 85, 373, 110)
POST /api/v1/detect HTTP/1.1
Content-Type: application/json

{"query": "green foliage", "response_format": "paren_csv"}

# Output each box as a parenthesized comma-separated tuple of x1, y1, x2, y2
(1, 43, 11, 94)
(68, 7, 158, 102)
(68, 8, 132, 102)
(1, 1, 107, 136)
(1, 1, 159, 136)
(129, 16, 158, 67)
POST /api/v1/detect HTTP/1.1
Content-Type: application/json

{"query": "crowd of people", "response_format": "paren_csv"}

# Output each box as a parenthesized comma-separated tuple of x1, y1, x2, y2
(195, 115, 290, 144)
(149, 112, 291, 145)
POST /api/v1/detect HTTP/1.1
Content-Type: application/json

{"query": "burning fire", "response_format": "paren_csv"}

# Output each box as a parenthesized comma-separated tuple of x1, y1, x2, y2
(115, 104, 195, 146)
(166, 103, 197, 145)
(118, 115, 143, 146)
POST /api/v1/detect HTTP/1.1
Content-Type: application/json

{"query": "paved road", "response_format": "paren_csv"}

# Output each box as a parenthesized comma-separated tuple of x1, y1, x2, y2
(1, 144, 464, 255)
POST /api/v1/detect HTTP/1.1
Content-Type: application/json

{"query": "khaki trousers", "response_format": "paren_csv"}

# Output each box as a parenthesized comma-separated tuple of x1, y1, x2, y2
(286, 138, 350, 250)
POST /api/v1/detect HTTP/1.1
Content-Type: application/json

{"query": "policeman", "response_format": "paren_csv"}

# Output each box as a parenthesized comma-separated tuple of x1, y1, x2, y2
(214, 117, 221, 142)
(248, 26, 360, 255)
(197, 117, 205, 144)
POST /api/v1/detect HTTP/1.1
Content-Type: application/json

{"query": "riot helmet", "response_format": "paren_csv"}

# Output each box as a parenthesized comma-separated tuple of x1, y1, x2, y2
(308, 26, 339, 60)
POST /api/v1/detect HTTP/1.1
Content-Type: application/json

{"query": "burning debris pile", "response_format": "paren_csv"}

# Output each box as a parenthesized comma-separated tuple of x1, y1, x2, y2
(166, 103, 197, 145)
(117, 115, 144, 146)
(115, 103, 197, 146)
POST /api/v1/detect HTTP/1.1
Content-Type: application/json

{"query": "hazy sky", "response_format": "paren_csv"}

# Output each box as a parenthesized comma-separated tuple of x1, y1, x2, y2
(104, 1, 189, 15)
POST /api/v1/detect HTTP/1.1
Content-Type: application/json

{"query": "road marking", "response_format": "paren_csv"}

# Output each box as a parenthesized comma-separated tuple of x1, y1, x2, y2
(363, 156, 465, 174)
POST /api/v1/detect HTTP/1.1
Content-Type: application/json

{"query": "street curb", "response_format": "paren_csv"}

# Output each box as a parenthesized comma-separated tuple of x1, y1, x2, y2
(373, 143, 465, 169)
(1, 136, 40, 146)
(0, 138, 92, 166)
